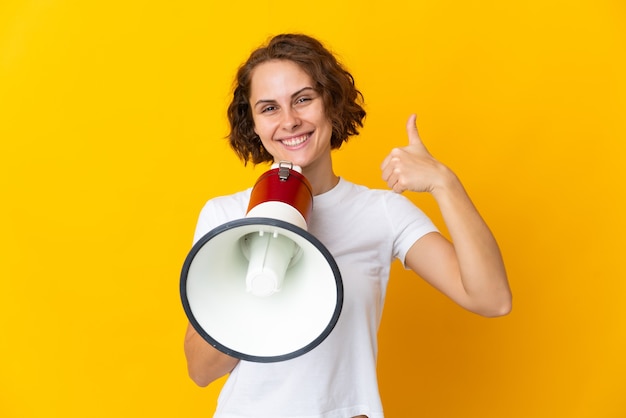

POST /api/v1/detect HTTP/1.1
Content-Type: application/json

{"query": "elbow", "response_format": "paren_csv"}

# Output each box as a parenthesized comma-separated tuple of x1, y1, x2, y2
(481, 302, 512, 318)
(188, 369, 213, 388)
(477, 293, 513, 318)
(186, 357, 237, 388)
(191, 378, 211, 388)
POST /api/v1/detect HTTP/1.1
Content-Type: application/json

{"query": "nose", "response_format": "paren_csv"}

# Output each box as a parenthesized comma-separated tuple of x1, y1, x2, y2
(282, 108, 301, 130)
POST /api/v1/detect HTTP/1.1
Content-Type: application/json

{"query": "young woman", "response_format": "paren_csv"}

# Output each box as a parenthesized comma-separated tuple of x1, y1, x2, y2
(184, 33, 512, 418)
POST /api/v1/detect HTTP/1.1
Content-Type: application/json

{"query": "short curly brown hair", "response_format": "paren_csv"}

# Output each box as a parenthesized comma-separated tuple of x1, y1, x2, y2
(227, 34, 366, 165)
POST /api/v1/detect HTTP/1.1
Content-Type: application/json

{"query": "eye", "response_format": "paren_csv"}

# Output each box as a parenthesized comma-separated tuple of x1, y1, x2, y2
(261, 105, 277, 113)
(294, 96, 313, 106)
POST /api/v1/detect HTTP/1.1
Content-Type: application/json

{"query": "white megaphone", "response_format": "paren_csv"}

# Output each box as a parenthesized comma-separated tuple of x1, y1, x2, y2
(180, 162, 343, 362)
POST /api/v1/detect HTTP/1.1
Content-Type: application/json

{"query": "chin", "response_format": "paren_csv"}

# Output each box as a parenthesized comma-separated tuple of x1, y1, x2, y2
(273, 156, 306, 168)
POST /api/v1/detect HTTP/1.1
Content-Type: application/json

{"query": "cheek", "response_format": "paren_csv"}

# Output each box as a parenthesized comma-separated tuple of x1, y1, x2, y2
(256, 132, 276, 152)
(259, 137, 272, 150)
(252, 117, 271, 138)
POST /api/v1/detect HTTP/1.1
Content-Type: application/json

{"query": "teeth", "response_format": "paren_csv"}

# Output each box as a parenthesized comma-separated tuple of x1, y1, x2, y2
(281, 135, 308, 146)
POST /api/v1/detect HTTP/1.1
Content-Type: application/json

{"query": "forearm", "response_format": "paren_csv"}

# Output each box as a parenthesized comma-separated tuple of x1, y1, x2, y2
(184, 322, 239, 387)
(432, 168, 511, 316)
(382, 114, 511, 316)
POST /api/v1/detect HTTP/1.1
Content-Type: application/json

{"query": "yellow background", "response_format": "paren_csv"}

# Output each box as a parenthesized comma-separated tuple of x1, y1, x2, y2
(1, 0, 624, 417)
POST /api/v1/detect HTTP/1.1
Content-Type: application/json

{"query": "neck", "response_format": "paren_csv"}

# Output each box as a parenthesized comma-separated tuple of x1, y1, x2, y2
(301, 160, 338, 195)
(307, 171, 339, 196)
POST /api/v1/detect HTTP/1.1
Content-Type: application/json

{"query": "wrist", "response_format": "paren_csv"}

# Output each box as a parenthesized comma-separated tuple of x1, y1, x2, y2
(430, 164, 460, 197)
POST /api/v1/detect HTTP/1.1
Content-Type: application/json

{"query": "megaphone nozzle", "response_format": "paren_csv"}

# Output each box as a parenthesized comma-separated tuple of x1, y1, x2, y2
(246, 271, 282, 297)
(243, 231, 297, 298)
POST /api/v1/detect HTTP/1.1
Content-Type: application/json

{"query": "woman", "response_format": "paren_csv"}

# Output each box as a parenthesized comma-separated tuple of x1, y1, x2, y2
(184, 33, 512, 418)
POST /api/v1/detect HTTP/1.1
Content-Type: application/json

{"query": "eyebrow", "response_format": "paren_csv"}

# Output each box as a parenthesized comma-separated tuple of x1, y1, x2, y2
(253, 87, 316, 108)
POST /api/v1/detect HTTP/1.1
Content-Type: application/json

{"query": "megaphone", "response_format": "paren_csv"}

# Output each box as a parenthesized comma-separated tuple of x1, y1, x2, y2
(180, 162, 343, 363)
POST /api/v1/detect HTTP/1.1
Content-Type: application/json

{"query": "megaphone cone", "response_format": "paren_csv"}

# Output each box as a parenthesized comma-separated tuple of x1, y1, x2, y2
(180, 162, 343, 363)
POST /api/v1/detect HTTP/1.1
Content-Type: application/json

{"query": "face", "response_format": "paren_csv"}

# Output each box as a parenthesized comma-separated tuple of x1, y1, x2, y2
(249, 60, 333, 172)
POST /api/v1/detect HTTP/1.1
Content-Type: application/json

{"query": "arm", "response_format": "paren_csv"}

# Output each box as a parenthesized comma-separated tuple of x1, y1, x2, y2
(381, 115, 512, 317)
(184, 322, 240, 387)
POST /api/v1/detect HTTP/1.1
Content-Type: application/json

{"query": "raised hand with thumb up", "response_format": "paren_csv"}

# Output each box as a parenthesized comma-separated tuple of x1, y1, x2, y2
(381, 114, 453, 195)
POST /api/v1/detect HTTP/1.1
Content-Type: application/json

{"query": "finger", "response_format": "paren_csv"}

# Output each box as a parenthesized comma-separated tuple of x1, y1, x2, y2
(380, 153, 391, 171)
(381, 157, 394, 184)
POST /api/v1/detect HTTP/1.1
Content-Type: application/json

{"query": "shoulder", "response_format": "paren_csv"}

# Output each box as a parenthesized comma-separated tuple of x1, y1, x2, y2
(193, 189, 252, 243)
(337, 178, 417, 209)
(200, 189, 251, 216)
(315, 179, 430, 228)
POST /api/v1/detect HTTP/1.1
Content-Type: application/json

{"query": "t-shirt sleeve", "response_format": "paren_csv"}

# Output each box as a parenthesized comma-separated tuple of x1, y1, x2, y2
(192, 191, 251, 245)
(192, 201, 219, 245)
(384, 192, 439, 268)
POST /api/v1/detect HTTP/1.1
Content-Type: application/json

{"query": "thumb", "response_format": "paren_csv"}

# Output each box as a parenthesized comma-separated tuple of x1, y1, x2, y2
(406, 114, 425, 148)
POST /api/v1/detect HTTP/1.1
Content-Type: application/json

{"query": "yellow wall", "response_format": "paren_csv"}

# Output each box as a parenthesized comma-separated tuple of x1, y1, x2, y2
(1, 1, 624, 417)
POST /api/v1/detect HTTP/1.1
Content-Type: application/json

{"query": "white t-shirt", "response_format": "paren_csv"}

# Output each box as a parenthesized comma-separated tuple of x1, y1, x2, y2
(192, 178, 438, 418)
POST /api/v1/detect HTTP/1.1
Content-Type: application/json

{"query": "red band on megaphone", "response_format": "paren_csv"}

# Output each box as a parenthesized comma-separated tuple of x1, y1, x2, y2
(247, 167, 313, 222)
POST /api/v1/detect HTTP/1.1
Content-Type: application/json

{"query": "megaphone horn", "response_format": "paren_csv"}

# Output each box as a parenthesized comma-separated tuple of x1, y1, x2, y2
(180, 162, 343, 363)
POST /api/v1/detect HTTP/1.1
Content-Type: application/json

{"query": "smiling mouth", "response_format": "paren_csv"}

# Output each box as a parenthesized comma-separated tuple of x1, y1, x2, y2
(280, 134, 309, 147)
